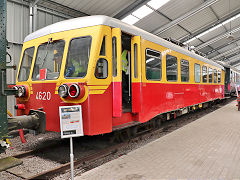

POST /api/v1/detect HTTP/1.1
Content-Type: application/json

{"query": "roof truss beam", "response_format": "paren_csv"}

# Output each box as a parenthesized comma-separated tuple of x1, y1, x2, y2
(152, 0, 219, 35)
(227, 55, 240, 64)
(38, 0, 89, 17)
(180, 8, 240, 43)
(113, 0, 151, 19)
(206, 37, 240, 56)
(31, 0, 41, 6)
(231, 59, 240, 66)
(233, 63, 240, 67)
(211, 46, 240, 60)
(220, 52, 240, 63)
(194, 26, 240, 51)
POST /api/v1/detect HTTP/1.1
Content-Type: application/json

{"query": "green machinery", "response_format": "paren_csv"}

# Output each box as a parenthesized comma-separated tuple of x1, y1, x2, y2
(0, 0, 46, 153)
(0, 0, 12, 146)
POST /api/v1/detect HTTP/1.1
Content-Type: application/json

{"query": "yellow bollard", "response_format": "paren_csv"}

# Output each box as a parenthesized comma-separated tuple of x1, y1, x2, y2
(7, 109, 13, 117)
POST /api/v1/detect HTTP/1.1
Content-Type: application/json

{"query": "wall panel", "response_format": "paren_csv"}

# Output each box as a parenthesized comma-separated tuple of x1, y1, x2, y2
(6, 0, 68, 115)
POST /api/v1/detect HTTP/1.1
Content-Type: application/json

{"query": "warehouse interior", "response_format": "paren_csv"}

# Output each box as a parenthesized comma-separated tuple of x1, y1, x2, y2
(4, 0, 240, 125)
(1, 0, 240, 179)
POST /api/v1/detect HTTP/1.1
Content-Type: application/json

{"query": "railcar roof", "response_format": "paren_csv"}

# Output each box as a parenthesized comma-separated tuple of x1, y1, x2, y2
(24, 15, 223, 70)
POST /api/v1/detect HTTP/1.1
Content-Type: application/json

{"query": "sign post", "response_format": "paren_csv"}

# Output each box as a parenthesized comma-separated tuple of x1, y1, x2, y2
(70, 137, 74, 180)
(59, 105, 83, 180)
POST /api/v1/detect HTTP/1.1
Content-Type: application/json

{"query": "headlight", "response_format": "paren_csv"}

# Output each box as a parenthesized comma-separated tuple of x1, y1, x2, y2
(58, 84, 68, 98)
(68, 84, 80, 98)
(17, 86, 26, 97)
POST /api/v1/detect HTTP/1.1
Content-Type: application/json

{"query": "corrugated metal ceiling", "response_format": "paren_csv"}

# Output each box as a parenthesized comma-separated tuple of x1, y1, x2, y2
(51, 0, 136, 17)
(38, 0, 240, 67)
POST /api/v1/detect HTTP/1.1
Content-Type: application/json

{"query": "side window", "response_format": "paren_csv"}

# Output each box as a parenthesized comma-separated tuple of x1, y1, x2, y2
(195, 63, 201, 83)
(218, 70, 221, 83)
(214, 69, 217, 83)
(181, 59, 189, 82)
(145, 49, 162, 80)
(202, 66, 207, 83)
(209, 68, 213, 83)
(166, 55, 177, 81)
(64, 36, 91, 78)
(112, 37, 117, 77)
(18, 47, 35, 81)
(100, 36, 105, 56)
(134, 43, 138, 78)
(95, 58, 108, 79)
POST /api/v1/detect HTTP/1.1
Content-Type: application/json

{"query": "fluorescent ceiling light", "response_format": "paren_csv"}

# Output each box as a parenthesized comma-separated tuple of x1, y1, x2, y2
(121, 15, 139, 25)
(132, 5, 153, 19)
(196, 24, 222, 39)
(183, 37, 197, 45)
(147, 0, 170, 10)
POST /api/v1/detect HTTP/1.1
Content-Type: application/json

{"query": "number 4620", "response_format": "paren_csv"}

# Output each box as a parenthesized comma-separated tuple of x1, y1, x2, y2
(36, 91, 51, 100)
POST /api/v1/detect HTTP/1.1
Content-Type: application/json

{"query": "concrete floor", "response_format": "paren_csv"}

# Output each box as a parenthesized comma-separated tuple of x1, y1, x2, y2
(76, 101, 240, 180)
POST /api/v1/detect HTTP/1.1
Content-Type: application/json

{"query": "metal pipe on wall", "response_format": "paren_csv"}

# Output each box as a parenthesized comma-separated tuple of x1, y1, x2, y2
(33, 5, 37, 32)
(29, 4, 33, 33)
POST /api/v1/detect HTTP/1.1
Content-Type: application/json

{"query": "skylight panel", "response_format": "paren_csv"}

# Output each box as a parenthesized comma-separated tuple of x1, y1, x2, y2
(147, 0, 170, 10)
(132, 5, 153, 19)
(121, 15, 139, 25)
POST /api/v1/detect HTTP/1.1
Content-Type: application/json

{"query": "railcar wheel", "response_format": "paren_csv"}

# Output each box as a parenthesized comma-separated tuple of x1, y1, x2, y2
(155, 118, 162, 128)
(110, 129, 132, 143)
(109, 131, 121, 143)
(130, 126, 138, 137)
(119, 129, 131, 142)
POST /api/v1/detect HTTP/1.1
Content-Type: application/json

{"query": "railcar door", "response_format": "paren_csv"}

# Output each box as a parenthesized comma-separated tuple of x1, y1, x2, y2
(112, 28, 122, 117)
(131, 36, 142, 113)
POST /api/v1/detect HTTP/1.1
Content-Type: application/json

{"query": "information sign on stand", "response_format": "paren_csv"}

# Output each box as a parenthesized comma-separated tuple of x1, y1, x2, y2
(59, 105, 83, 180)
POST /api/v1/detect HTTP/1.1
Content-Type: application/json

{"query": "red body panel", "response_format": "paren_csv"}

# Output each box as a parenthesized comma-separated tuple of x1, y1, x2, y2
(112, 82, 122, 117)
(138, 83, 224, 123)
(17, 83, 112, 135)
(17, 83, 62, 132)
(132, 82, 142, 113)
(17, 81, 224, 135)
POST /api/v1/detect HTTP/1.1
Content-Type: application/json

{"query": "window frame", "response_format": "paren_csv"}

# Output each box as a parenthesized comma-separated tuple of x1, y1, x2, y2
(180, 59, 189, 82)
(202, 65, 207, 83)
(18, 46, 35, 82)
(100, 36, 106, 56)
(64, 36, 92, 79)
(208, 67, 213, 83)
(218, 70, 221, 83)
(112, 36, 117, 77)
(95, 58, 108, 79)
(134, 43, 138, 78)
(194, 63, 201, 83)
(32, 39, 65, 81)
(214, 69, 217, 83)
(166, 54, 178, 82)
(145, 48, 162, 81)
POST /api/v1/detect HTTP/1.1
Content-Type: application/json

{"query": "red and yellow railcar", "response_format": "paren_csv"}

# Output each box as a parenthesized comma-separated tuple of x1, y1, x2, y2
(15, 16, 225, 135)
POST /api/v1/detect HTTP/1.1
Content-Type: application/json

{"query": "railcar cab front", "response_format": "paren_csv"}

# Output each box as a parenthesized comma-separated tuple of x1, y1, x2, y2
(16, 21, 142, 135)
